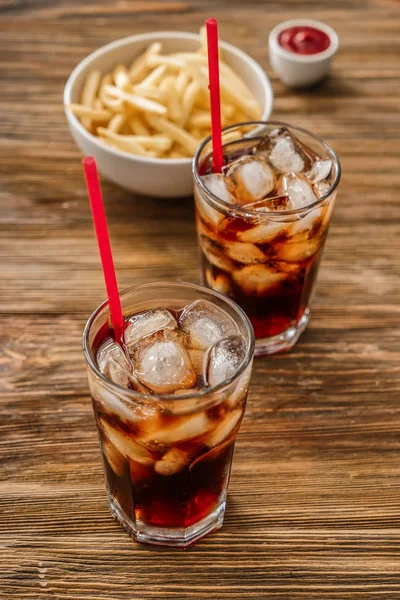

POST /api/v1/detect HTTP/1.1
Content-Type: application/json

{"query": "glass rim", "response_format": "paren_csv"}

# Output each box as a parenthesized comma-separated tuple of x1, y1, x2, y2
(82, 281, 255, 403)
(192, 119, 341, 218)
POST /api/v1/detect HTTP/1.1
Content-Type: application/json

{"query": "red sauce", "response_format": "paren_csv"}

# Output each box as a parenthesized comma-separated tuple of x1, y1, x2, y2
(278, 26, 331, 55)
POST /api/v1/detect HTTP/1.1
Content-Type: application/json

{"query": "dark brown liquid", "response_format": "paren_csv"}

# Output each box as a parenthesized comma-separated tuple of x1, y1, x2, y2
(94, 400, 240, 529)
(91, 313, 247, 531)
(197, 206, 328, 342)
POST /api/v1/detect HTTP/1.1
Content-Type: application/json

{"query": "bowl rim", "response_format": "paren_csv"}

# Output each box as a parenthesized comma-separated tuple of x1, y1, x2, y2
(63, 30, 274, 166)
(269, 18, 339, 63)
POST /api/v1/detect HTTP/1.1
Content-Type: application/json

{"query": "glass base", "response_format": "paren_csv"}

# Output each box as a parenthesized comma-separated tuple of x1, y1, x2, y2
(254, 308, 310, 357)
(109, 495, 226, 548)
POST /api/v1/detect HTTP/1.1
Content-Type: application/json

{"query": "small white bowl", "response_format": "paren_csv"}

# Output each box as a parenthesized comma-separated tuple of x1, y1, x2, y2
(269, 19, 339, 88)
(64, 31, 274, 198)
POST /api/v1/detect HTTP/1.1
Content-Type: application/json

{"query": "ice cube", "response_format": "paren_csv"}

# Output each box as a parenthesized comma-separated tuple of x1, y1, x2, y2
(205, 269, 232, 296)
(199, 236, 236, 273)
(307, 159, 332, 184)
(237, 220, 288, 244)
(199, 174, 233, 226)
(205, 335, 247, 388)
(257, 127, 309, 174)
(238, 221, 288, 243)
(249, 195, 291, 212)
(143, 412, 211, 445)
(225, 241, 266, 265)
(124, 308, 177, 350)
(201, 173, 233, 204)
(223, 155, 276, 204)
(289, 207, 323, 237)
(179, 299, 239, 351)
(203, 409, 243, 448)
(314, 179, 331, 199)
(103, 439, 126, 477)
(282, 173, 318, 210)
(275, 238, 320, 262)
(225, 362, 252, 409)
(154, 447, 190, 476)
(131, 329, 196, 395)
(97, 338, 132, 388)
(232, 264, 286, 296)
(94, 386, 135, 422)
(100, 419, 154, 465)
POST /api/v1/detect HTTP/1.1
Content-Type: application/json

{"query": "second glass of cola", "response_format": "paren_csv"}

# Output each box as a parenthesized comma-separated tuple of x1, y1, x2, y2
(193, 121, 340, 355)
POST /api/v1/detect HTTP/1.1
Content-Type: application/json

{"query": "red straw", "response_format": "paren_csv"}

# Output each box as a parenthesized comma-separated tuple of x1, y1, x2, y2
(206, 18, 224, 173)
(82, 157, 124, 344)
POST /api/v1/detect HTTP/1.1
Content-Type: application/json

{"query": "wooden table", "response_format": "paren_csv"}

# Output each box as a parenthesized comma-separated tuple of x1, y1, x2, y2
(2, 0, 400, 598)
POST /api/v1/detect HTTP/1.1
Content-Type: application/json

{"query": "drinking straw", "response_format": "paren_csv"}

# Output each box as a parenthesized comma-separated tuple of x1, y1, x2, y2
(82, 157, 124, 344)
(206, 18, 224, 173)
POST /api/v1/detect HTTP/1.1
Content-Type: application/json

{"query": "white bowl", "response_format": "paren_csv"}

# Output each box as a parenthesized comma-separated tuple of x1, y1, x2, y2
(64, 31, 274, 198)
(269, 19, 339, 88)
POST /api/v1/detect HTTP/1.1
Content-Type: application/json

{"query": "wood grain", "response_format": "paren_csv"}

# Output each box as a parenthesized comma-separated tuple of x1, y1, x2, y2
(1, 0, 400, 598)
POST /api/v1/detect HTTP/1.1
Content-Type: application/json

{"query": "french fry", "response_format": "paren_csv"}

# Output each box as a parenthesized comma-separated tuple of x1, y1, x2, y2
(194, 89, 211, 110)
(97, 128, 148, 155)
(93, 98, 104, 111)
(147, 54, 186, 69)
(140, 65, 167, 88)
(102, 94, 125, 112)
(175, 52, 207, 64)
(175, 71, 189, 96)
(222, 130, 243, 144)
(99, 74, 113, 100)
(80, 69, 101, 130)
(201, 65, 260, 120)
(133, 85, 168, 103)
(107, 113, 125, 133)
(219, 62, 255, 101)
(99, 135, 159, 157)
(104, 85, 167, 115)
(159, 74, 175, 93)
(232, 108, 249, 123)
(221, 103, 235, 119)
(146, 115, 199, 155)
(68, 103, 111, 122)
(181, 80, 201, 126)
(189, 127, 204, 140)
(129, 116, 151, 136)
(199, 25, 207, 54)
(112, 64, 130, 89)
(183, 62, 208, 91)
(163, 77, 181, 124)
(81, 70, 101, 107)
(126, 135, 173, 151)
(128, 42, 162, 83)
(188, 111, 227, 129)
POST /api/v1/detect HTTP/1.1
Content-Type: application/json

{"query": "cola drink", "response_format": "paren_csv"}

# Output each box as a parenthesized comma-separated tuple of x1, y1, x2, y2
(193, 122, 340, 356)
(83, 283, 254, 548)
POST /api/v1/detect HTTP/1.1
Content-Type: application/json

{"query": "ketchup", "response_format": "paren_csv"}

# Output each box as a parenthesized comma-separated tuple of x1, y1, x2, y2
(278, 26, 331, 55)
